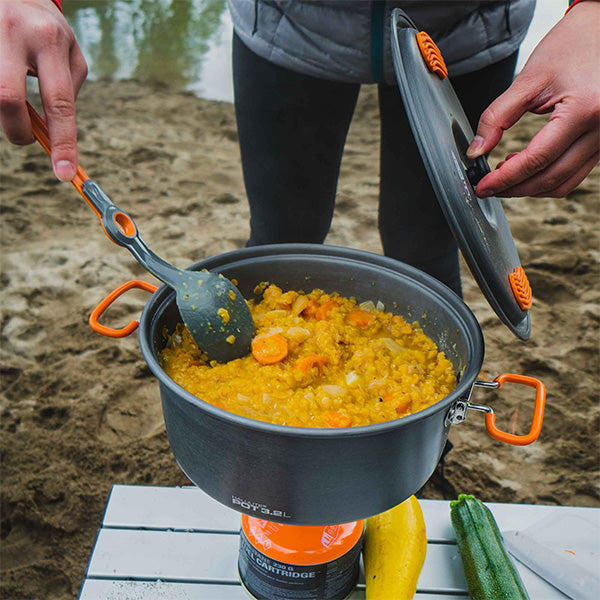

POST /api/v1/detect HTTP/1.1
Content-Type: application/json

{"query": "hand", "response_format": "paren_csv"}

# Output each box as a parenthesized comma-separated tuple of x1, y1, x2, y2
(0, 0, 87, 181)
(467, 1, 600, 198)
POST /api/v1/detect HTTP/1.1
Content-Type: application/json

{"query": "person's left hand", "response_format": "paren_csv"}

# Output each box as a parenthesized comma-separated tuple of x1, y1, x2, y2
(467, 1, 600, 198)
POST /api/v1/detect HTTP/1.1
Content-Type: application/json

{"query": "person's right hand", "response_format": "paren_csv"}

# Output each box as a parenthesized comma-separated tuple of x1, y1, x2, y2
(0, 0, 87, 181)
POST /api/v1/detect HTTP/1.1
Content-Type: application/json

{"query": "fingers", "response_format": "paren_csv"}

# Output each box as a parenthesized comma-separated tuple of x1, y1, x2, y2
(0, 60, 33, 144)
(0, 2, 87, 181)
(532, 153, 598, 198)
(70, 43, 88, 97)
(475, 106, 592, 197)
(37, 50, 78, 181)
(486, 131, 599, 197)
(467, 76, 540, 159)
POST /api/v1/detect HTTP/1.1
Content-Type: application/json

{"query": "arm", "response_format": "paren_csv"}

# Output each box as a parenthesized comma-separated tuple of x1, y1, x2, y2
(467, 0, 599, 198)
(0, 0, 87, 181)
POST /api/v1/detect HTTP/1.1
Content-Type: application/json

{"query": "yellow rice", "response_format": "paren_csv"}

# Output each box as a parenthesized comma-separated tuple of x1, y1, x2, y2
(160, 284, 456, 428)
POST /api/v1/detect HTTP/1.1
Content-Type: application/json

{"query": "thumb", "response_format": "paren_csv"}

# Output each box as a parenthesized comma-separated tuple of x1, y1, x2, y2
(467, 75, 541, 159)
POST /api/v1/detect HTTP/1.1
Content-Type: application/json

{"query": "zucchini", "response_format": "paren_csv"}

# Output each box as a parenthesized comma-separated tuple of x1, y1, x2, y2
(450, 494, 530, 600)
(363, 495, 427, 600)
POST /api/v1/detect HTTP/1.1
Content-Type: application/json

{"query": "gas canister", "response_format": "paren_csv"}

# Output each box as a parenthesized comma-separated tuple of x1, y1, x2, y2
(238, 515, 364, 600)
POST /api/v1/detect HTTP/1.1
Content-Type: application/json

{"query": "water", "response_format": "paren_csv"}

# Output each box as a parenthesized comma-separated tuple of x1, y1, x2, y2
(62, 0, 233, 102)
(60, 0, 565, 104)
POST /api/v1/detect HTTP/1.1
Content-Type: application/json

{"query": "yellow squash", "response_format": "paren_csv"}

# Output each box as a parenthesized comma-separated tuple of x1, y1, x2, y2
(363, 495, 427, 600)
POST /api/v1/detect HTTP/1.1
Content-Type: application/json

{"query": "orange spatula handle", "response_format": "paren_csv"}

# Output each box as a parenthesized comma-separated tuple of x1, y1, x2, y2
(26, 101, 99, 219)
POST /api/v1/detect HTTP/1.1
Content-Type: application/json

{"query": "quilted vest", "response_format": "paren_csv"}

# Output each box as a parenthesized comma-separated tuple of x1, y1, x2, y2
(228, 0, 536, 82)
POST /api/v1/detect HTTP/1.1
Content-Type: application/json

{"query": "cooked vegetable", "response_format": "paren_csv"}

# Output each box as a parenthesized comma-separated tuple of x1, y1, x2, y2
(321, 384, 346, 397)
(251, 334, 289, 365)
(348, 310, 375, 327)
(293, 354, 328, 372)
(300, 299, 319, 318)
(383, 394, 411, 414)
(324, 411, 352, 428)
(364, 495, 427, 600)
(315, 300, 339, 320)
(291, 295, 309, 315)
(380, 337, 407, 356)
(359, 300, 376, 312)
(450, 494, 530, 600)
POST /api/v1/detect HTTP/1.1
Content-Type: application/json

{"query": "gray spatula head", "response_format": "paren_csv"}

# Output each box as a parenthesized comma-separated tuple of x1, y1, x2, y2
(176, 269, 254, 362)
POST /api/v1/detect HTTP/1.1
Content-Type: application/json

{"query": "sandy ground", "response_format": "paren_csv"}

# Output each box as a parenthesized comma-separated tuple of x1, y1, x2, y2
(1, 80, 598, 599)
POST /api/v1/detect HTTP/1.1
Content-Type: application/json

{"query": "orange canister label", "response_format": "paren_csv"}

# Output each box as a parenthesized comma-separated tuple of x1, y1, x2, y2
(238, 517, 364, 600)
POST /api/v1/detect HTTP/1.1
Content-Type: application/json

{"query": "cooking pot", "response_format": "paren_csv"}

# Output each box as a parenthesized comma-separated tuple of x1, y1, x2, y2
(90, 244, 545, 526)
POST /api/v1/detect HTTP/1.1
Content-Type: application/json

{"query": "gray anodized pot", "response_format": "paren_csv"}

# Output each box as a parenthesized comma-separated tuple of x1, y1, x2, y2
(137, 244, 484, 525)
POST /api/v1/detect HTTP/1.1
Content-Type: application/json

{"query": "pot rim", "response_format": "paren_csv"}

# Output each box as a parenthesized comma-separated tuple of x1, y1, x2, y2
(138, 244, 484, 439)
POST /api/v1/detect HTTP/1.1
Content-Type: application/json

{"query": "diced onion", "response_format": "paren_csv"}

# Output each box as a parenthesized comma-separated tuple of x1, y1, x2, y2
(321, 385, 346, 397)
(255, 311, 288, 323)
(264, 311, 288, 319)
(345, 371, 359, 385)
(376, 300, 385, 312)
(367, 379, 386, 389)
(237, 394, 250, 403)
(287, 327, 310, 341)
(253, 327, 284, 342)
(380, 338, 407, 355)
(292, 295, 309, 315)
(359, 300, 376, 312)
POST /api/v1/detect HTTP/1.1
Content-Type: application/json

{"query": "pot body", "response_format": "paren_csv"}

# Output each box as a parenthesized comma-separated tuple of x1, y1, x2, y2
(139, 244, 484, 525)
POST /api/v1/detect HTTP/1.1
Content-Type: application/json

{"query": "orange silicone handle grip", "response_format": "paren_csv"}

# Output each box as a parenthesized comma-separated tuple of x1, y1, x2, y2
(26, 102, 93, 206)
(485, 374, 546, 446)
(89, 280, 158, 338)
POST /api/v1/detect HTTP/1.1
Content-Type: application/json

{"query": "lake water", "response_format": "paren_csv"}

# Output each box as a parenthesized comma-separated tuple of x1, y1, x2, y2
(60, 0, 567, 104)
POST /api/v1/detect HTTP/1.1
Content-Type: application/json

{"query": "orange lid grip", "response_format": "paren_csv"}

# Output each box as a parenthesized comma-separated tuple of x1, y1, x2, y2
(416, 32, 448, 79)
(509, 266, 533, 310)
(89, 280, 158, 338)
(485, 374, 546, 446)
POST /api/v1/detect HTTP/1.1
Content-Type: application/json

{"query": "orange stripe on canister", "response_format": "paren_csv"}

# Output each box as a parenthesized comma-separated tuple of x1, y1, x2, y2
(239, 516, 364, 599)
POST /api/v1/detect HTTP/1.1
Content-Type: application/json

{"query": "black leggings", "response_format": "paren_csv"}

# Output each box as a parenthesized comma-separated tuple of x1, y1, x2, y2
(233, 32, 518, 296)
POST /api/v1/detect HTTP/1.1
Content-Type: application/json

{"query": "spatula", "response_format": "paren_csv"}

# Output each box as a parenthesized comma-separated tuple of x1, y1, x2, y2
(26, 102, 254, 363)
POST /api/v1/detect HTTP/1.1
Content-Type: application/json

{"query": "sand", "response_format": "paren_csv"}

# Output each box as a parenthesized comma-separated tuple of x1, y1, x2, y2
(1, 80, 598, 599)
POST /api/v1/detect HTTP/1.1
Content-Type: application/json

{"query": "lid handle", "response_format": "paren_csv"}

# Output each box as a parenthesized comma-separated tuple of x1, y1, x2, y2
(466, 156, 491, 188)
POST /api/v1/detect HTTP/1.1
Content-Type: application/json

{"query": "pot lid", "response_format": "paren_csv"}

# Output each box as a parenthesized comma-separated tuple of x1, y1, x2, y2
(390, 9, 531, 340)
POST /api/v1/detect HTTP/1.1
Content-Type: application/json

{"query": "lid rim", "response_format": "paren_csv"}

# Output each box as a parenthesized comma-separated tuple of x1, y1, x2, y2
(390, 9, 531, 340)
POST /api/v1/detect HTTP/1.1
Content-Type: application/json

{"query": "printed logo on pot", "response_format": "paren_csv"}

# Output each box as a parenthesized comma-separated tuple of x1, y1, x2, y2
(232, 495, 292, 519)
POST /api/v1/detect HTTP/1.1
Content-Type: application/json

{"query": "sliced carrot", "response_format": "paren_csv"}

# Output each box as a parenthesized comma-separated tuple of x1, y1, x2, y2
(301, 300, 320, 318)
(315, 300, 339, 321)
(395, 400, 411, 414)
(382, 394, 411, 414)
(251, 334, 288, 365)
(324, 411, 352, 428)
(348, 309, 374, 327)
(293, 354, 328, 372)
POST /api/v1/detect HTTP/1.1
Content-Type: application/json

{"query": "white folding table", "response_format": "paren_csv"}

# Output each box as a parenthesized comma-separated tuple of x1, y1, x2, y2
(79, 485, 598, 599)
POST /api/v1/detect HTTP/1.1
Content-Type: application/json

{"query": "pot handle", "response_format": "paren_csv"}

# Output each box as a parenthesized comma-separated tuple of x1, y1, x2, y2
(470, 374, 546, 446)
(89, 280, 158, 338)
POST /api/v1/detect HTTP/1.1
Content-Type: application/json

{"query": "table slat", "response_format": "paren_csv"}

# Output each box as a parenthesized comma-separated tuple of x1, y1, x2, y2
(79, 579, 470, 600)
(102, 485, 598, 542)
(86, 528, 466, 594)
